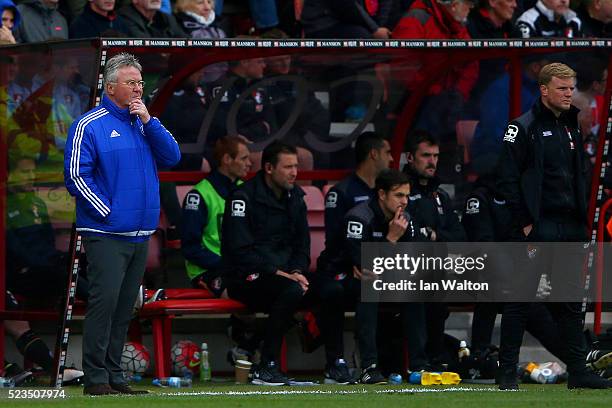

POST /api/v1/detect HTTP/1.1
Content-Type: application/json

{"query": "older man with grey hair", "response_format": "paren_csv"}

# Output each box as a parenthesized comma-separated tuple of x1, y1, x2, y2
(64, 52, 180, 395)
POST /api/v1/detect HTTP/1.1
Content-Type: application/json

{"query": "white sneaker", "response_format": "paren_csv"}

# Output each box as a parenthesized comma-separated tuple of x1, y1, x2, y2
(63, 368, 85, 385)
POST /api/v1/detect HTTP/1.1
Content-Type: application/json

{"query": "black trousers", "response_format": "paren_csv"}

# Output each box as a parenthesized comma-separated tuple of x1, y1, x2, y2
(340, 276, 429, 370)
(472, 302, 566, 362)
(227, 272, 344, 366)
(498, 216, 588, 374)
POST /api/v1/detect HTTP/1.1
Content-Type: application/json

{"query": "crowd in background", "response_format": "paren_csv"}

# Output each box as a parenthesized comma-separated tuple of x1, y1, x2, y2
(1, 0, 612, 46)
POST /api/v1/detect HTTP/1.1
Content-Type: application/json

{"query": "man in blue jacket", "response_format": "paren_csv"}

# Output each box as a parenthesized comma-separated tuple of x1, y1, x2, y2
(64, 52, 180, 395)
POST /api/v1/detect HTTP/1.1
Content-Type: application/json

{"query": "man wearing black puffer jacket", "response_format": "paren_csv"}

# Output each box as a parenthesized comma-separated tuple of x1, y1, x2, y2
(221, 142, 350, 386)
(495, 62, 612, 390)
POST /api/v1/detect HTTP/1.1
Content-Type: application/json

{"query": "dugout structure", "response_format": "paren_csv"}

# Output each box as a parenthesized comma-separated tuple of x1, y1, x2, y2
(0, 38, 611, 375)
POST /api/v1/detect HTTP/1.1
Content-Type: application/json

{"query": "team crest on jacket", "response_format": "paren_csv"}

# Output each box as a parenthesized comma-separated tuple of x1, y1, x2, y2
(347, 221, 363, 239)
(465, 198, 480, 215)
(185, 193, 200, 210)
(231, 200, 246, 217)
(503, 125, 518, 143)
(325, 192, 337, 208)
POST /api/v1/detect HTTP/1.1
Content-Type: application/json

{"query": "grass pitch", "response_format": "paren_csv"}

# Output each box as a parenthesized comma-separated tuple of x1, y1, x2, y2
(0, 380, 611, 408)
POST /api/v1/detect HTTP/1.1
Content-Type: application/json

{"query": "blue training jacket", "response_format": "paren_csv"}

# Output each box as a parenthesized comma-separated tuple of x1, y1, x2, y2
(64, 94, 181, 242)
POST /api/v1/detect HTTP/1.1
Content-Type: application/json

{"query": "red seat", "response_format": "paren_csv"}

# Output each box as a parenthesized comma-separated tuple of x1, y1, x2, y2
(176, 185, 194, 207)
(144, 288, 215, 300)
(139, 298, 248, 378)
(309, 229, 325, 273)
(302, 185, 325, 228)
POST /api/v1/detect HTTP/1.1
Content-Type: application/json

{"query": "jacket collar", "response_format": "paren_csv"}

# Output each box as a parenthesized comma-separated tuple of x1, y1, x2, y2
(85, 3, 117, 21)
(252, 171, 304, 209)
(404, 166, 441, 194)
(532, 97, 580, 124)
(101, 94, 132, 122)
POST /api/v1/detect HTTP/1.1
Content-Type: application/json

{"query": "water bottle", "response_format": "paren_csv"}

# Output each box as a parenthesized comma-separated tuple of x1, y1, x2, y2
(440, 372, 461, 385)
(421, 372, 442, 385)
(530, 367, 557, 384)
(152, 377, 192, 388)
(0, 377, 16, 388)
(388, 373, 402, 385)
(458, 340, 470, 361)
(409, 371, 443, 385)
(200, 342, 211, 382)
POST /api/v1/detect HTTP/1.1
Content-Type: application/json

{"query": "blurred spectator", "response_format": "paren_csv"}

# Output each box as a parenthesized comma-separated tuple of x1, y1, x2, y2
(573, 55, 607, 170)
(118, 0, 186, 38)
(393, 0, 478, 140)
(69, 0, 129, 38)
(175, 0, 225, 38)
(301, 0, 393, 38)
(0, 0, 19, 44)
(14, 0, 68, 43)
(205, 56, 277, 161)
(214, 0, 279, 32)
(573, 55, 607, 136)
(6, 157, 89, 300)
(261, 29, 329, 167)
(160, 69, 208, 170)
(470, 56, 548, 175)
(577, 0, 612, 37)
(515, 0, 582, 38)
(467, 0, 517, 38)
(466, 0, 518, 118)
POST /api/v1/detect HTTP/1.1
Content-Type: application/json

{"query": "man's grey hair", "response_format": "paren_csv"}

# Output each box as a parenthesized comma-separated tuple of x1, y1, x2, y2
(103, 52, 142, 86)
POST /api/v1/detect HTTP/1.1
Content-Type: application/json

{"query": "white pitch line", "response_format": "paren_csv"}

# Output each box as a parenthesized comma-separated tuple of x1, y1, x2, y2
(156, 387, 515, 397)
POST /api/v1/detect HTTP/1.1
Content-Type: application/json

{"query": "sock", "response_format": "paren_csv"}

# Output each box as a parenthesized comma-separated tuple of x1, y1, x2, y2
(16, 330, 53, 372)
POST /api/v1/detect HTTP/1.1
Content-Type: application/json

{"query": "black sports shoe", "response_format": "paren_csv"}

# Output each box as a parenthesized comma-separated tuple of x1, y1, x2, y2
(251, 361, 290, 386)
(567, 370, 612, 389)
(497, 366, 519, 390)
(324, 359, 355, 384)
(586, 349, 612, 371)
(359, 364, 387, 385)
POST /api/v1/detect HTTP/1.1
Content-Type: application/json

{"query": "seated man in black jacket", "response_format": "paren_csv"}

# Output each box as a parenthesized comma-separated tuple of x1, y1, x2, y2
(221, 142, 350, 386)
(318, 169, 429, 383)
(118, 0, 185, 38)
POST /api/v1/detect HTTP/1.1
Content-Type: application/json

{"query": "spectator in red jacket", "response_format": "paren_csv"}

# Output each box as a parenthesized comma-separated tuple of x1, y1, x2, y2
(392, 0, 478, 140)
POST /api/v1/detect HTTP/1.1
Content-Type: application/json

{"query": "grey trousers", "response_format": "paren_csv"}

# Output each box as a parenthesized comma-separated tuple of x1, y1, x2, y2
(82, 235, 148, 386)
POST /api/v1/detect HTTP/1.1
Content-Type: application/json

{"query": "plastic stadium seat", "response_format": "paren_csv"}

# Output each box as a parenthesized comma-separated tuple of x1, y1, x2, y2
(302, 185, 324, 228)
(309, 229, 325, 273)
(176, 185, 194, 207)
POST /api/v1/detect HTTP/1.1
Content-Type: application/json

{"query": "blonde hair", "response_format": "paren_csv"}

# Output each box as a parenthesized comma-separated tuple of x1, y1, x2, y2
(175, 0, 215, 13)
(538, 62, 576, 86)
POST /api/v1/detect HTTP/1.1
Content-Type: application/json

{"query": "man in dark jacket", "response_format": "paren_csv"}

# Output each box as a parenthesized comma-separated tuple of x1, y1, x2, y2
(14, 0, 68, 42)
(206, 57, 277, 160)
(221, 142, 350, 386)
(576, 0, 612, 37)
(70, 0, 129, 38)
(318, 169, 429, 383)
(118, 0, 185, 38)
(323, 132, 392, 247)
(495, 62, 611, 390)
(403, 130, 467, 366)
(301, 0, 393, 38)
(467, 0, 517, 38)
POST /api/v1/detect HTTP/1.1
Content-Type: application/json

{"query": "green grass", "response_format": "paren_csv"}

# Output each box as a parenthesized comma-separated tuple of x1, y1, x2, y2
(0, 381, 611, 408)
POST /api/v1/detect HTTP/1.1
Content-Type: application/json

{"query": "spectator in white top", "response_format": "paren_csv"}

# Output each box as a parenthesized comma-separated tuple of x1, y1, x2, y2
(515, 0, 581, 37)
